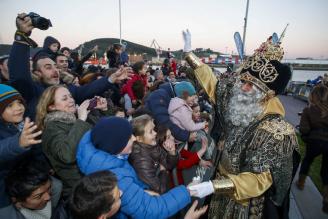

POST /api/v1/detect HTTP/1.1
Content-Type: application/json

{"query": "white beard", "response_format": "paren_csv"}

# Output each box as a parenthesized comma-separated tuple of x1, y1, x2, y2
(226, 82, 264, 128)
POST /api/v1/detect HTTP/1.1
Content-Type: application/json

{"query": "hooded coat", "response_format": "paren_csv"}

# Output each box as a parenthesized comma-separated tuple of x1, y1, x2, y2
(168, 97, 205, 132)
(144, 83, 190, 142)
(76, 131, 191, 219)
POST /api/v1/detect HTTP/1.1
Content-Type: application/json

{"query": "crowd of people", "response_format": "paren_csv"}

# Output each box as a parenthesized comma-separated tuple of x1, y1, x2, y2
(0, 12, 327, 219)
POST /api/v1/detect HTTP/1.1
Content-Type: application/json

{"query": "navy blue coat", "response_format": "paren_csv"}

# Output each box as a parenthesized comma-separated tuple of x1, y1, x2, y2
(77, 131, 191, 219)
(0, 121, 50, 208)
(0, 122, 28, 207)
(144, 83, 190, 142)
(8, 42, 116, 119)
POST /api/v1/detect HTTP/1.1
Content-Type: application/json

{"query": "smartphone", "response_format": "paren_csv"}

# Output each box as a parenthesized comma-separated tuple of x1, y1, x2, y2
(87, 97, 98, 110)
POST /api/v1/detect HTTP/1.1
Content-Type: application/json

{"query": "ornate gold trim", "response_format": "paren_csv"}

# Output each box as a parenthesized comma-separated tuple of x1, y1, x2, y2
(211, 178, 235, 195)
(257, 120, 294, 141)
(242, 57, 279, 83)
(184, 52, 203, 69)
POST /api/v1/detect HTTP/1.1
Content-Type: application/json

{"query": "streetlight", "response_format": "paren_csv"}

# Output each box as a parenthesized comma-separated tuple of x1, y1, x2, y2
(119, 0, 122, 43)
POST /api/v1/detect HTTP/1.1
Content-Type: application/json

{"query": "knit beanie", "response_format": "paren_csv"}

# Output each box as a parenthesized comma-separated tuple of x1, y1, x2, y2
(0, 84, 25, 116)
(91, 117, 133, 155)
(174, 81, 196, 98)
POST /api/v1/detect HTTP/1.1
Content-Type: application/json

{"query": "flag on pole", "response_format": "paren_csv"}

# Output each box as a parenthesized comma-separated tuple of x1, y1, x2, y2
(234, 32, 244, 60)
(272, 32, 279, 45)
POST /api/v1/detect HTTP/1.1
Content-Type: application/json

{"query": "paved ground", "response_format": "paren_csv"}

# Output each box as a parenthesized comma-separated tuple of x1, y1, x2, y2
(279, 95, 328, 219)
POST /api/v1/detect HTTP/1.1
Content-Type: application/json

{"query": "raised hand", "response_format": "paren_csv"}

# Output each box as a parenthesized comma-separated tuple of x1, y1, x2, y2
(77, 100, 90, 121)
(182, 29, 192, 52)
(189, 132, 197, 142)
(162, 138, 176, 155)
(184, 200, 208, 219)
(19, 117, 42, 147)
(16, 13, 34, 34)
(109, 66, 133, 83)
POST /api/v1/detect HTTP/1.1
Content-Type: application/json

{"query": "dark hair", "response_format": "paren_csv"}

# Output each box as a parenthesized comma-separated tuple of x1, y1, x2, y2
(70, 51, 79, 62)
(32, 55, 51, 72)
(132, 61, 145, 74)
(55, 53, 67, 61)
(70, 171, 118, 219)
(309, 84, 328, 117)
(60, 47, 70, 53)
(113, 44, 122, 51)
(132, 80, 145, 100)
(191, 103, 200, 110)
(155, 124, 169, 147)
(200, 112, 211, 122)
(5, 158, 50, 202)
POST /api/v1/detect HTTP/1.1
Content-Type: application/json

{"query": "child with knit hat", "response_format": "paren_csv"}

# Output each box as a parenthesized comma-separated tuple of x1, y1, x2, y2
(0, 84, 42, 207)
(76, 116, 194, 218)
(168, 81, 207, 132)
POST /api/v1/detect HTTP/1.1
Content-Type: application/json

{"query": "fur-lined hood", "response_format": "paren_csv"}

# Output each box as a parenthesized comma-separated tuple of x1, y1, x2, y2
(44, 111, 76, 124)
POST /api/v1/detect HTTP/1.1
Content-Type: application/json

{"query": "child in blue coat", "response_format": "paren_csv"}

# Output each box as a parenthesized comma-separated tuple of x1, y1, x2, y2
(0, 84, 42, 207)
(76, 117, 192, 219)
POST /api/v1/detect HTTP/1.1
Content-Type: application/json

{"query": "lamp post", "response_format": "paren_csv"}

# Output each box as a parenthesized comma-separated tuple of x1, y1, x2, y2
(119, 0, 122, 43)
(242, 0, 250, 57)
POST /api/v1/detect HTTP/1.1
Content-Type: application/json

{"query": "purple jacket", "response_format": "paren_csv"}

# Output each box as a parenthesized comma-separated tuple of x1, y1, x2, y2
(168, 97, 205, 132)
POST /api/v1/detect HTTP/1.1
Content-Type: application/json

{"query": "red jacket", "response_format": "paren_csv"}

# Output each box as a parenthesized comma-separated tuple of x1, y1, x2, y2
(171, 60, 177, 75)
(176, 149, 200, 185)
(121, 73, 147, 101)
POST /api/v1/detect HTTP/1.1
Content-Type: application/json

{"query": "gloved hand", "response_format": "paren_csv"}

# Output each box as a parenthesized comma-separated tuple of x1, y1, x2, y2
(182, 29, 192, 52)
(188, 181, 214, 198)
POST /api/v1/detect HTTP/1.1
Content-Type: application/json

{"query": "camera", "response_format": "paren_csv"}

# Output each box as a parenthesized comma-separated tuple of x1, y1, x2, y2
(27, 12, 52, 30)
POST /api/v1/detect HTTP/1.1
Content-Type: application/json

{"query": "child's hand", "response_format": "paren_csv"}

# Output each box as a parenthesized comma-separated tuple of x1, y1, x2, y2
(126, 108, 135, 116)
(197, 137, 208, 158)
(184, 200, 208, 219)
(199, 159, 213, 168)
(163, 139, 176, 155)
(19, 117, 42, 147)
(189, 132, 197, 142)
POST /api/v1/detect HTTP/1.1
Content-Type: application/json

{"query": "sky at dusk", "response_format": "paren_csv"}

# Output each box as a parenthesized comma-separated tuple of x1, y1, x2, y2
(1, 0, 327, 59)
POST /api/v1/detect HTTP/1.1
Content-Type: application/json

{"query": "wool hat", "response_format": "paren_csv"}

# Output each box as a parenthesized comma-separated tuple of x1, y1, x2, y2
(174, 81, 196, 98)
(91, 117, 133, 155)
(0, 84, 25, 116)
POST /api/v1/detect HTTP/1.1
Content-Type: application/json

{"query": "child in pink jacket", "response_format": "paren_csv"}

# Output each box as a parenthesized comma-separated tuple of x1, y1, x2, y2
(168, 81, 206, 132)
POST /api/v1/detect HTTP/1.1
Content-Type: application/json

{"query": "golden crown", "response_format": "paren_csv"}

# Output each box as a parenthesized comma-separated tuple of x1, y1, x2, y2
(252, 37, 284, 61)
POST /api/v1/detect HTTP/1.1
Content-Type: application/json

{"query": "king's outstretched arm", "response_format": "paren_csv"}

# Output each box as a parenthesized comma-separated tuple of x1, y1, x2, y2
(182, 29, 218, 104)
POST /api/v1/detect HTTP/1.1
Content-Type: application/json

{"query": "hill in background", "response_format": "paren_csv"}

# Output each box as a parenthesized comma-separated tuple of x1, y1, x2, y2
(0, 37, 222, 60)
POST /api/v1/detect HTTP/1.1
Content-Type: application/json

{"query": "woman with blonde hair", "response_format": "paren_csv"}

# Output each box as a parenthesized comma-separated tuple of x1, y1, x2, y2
(36, 84, 108, 199)
(297, 84, 328, 213)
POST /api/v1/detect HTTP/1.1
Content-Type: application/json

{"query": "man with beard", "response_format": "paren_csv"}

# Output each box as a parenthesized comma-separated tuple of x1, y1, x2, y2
(184, 30, 300, 218)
